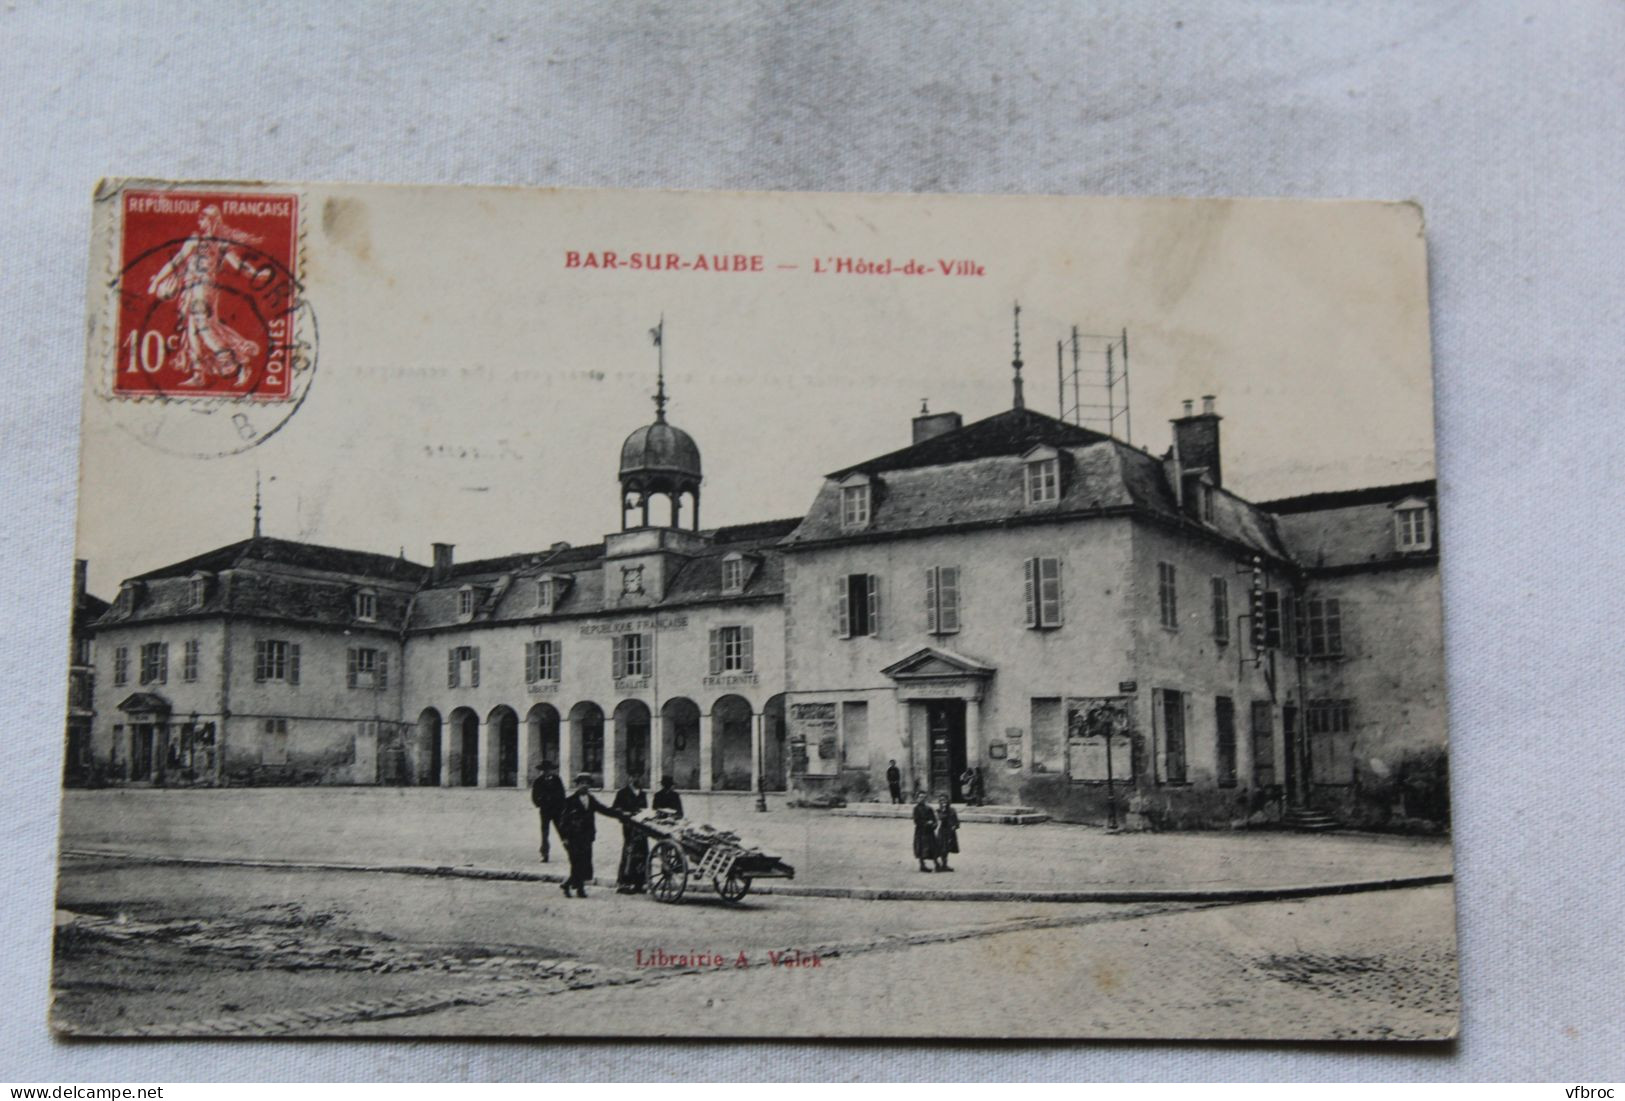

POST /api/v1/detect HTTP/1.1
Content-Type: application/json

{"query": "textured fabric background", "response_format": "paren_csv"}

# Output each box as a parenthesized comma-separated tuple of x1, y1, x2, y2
(3, 0, 1621, 1082)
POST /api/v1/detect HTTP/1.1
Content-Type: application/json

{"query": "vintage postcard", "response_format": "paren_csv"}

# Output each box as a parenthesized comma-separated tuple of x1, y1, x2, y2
(55, 181, 1456, 1040)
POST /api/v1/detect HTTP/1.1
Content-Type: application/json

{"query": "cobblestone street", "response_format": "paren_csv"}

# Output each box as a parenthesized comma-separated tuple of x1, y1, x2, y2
(53, 853, 1456, 1040)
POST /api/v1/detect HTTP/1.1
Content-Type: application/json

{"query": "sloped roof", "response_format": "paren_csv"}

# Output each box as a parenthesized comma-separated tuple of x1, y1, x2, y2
(1268, 481, 1438, 571)
(789, 431, 1289, 560)
(830, 407, 1109, 478)
(133, 536, 427, 584)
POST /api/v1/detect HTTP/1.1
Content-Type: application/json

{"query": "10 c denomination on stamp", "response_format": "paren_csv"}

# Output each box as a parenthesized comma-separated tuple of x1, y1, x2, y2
(115, 189, 303, 401)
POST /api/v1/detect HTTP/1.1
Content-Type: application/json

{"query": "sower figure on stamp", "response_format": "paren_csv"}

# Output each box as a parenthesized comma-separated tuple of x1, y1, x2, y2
(558, 773, 604, 898)
(530, 760, 566, 863)
(886, 759, 903, 804)
(934, 795, 960, 872)
(612, 773, 650, 894)
(652, 775, 683, 817)
(912, 791, 939, 873)
(146, 205, 266, 388)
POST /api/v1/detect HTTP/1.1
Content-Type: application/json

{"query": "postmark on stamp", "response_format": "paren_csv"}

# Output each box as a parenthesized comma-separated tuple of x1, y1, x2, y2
(99, 185, 318, 457)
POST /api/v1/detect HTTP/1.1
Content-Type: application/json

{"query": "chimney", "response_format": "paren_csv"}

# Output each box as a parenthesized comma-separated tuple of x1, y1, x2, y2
(913, 410, 963, 445)
(1171, 395, 1222, 488)
(431, 542, 455, 580)
(74, 558, 88, 600)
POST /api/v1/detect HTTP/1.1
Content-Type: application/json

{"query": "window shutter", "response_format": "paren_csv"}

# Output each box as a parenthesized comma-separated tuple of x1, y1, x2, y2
(554, 639, 563, 680)
(867, 574, 881, 635)
(1040, 558, 1062, 627)
(708, 629, 722, 675)
(941, 566, 960, 633)
(742, 626, 755, 673)
(447, 647, 458, 689)
(1150, 687, 1164, 784)
(1023, 558, 1037, 627)
(378, 650, 389, 690)
(288, 643, 301, 685)
(347, 648, 358, 688)
(926, 568, 939, 634)
(612, 636, 625, 679)
(158, 643, 169, 683)
(469, 647, 480, 687)
(255, 640, 267, 682)
(837, 575, 850, 638)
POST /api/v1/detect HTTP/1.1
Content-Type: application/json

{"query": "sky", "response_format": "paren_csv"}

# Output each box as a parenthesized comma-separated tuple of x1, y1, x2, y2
(76, 184, 1436, 597)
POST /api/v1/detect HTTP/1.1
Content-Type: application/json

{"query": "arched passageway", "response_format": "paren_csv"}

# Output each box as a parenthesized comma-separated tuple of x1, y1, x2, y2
(660, 697, 701, 790)
(526, 703, 561, 779)
(488, 705, 519, 787)
(569, 701, 605, 786)
(762, 693, 787, 793)
(615, 699, 652, 786)
(415, 708, 443, 787)
(448, 707, 480, 787)
(712, 694, 754, 791)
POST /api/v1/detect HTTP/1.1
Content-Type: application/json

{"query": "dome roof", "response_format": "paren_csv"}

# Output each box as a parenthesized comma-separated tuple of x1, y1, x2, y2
(619, 419, 702, 485)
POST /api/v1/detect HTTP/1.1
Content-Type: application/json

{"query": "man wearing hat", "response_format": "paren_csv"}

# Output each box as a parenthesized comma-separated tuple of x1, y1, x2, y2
(611, 773, 650, 894)
(558, 772, 605, 898)
(530, 760, 566, 863)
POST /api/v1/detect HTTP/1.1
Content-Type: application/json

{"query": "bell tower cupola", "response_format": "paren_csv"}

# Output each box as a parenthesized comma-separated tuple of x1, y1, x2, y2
(618, 317, 703, 531)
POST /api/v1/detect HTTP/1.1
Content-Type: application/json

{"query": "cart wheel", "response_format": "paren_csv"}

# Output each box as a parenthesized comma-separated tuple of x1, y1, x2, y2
(648, 840, 688, 904)
(716, 869, 751, 904)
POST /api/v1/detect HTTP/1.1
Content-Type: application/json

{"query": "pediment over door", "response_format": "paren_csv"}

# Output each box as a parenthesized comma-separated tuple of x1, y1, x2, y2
(880, 647, 995, 682)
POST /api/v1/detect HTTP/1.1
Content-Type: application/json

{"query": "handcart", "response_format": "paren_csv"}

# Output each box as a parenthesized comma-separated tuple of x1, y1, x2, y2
(608, 808, 795, 904)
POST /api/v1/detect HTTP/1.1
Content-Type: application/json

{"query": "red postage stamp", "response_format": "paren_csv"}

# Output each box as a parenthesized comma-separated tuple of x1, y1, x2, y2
(115, 189, 302, 400)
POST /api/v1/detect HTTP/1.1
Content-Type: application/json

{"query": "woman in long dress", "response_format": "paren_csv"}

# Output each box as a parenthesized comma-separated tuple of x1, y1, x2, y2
(146, 205, 265, 388)
(934, 795, 960, 872)
(911, 791, 938, 873)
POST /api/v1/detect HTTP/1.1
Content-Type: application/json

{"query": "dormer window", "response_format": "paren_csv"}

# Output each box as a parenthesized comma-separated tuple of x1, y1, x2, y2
(721, 553, 747, 594)
(1024, 448, 1060, 505)
(457, 586, 475, 617)
(1199, 482, 1216, 524)
(536, 574, 570, 612)
(1394, 499, 1432, 552)
(353, 589, 377, 622)
(188, 573, 208, 607)
(840, 475, 872, 530)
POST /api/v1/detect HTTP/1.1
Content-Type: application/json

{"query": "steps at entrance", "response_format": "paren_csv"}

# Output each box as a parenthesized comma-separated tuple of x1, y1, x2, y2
(831, 803, 1050, 825)
(1281, 807, 1341, 832)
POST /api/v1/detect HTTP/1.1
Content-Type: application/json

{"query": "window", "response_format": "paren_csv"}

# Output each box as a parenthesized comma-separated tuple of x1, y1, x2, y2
(139, 641, 168, 685)
(837, 573, 880, 638)
(841, 483, 871, 529)
(1158, 562, 1178, 630)
(1215, 696, 1237, 787)
(526, 639, 561, 682)
(1395, 502, 1432, 551)
(710, 625, 755, 674)
(1024, 557, 1062, 628)
(182, 639, 200, 682)
(446, 645, 479, 688)
(1250, 701, 1275, 788)
(1156, 688, 1187, 783)
(347, 646, 388, 689)
(925, 565, 960, 635)
(113, 646, 129, 686)
(1298, 597, 1344, 658)
(254, 639, 300, 683)
(721, 555, 746, 594)
(74, 637, 92, 666)
(261, 718, 289, 765)
(1199, 482, 1216, 523)
(1306, 698, 1355, 785)
(536, 576, 569, 612)
(457, 587, 475, 617)
(354, 589, 377, 621)
(613, 633, 648, 678)
(1025, 457, 1059, 504)
(1210, 577, 1229, 643)
(189, 575, 207, 607)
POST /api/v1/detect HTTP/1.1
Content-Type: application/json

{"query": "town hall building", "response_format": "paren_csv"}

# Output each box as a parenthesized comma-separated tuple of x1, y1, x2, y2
(76, 327, 1447, 830)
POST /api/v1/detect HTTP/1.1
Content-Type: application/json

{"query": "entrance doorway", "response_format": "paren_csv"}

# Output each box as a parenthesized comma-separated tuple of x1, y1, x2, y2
(925, 700, 967, 801)
(130, 725, 156, 781)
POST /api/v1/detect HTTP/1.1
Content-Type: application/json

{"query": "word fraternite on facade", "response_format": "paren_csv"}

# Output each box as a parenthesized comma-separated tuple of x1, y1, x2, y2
(69, 314, 1446, 832)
